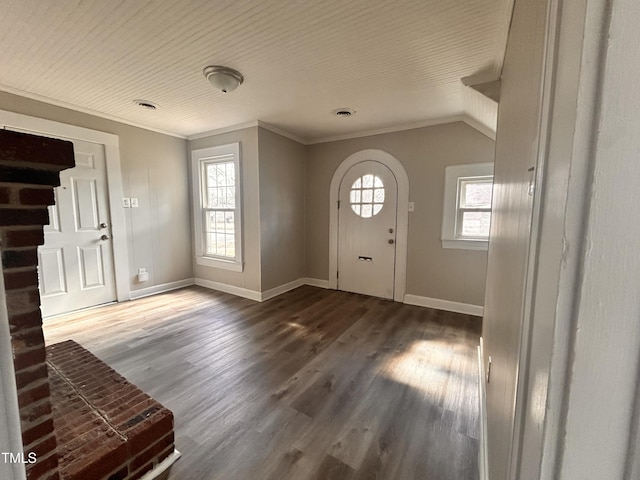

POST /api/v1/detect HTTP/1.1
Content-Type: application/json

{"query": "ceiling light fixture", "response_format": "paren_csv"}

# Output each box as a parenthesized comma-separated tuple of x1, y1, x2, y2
(203, 66, 244, 94)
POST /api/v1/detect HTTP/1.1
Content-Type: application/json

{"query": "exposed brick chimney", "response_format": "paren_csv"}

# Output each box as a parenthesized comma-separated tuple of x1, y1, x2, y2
(0, 128, 76, 480)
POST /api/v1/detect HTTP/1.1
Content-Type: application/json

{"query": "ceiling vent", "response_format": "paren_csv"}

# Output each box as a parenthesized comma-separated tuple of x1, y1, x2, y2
(334, 108, 356, 117)
(133, 100, 158, 110)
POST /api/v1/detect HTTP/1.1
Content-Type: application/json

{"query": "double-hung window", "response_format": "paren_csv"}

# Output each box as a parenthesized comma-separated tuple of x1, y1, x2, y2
(191, 143, 243, 270)
(441, 162, 493, 250)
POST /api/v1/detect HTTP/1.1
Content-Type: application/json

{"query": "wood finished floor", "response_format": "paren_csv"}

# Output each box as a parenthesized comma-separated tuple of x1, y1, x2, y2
(43, 286, 481, 480)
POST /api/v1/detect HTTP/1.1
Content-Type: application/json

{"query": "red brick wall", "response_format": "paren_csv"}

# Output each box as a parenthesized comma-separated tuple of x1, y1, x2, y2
(0, 128, 76, 480)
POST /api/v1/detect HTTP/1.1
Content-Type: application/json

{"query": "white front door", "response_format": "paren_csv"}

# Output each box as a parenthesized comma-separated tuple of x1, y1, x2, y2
(338, 160, 398, 299)
(38, 139, 116, 316)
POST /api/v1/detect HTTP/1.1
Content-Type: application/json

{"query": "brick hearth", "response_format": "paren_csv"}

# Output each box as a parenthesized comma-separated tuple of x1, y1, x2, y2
(47, 341, 174, 480)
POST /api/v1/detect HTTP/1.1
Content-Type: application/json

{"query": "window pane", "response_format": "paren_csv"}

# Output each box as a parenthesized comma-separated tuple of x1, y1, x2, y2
(226, 186, 235, 208)
(462, 181, 492, 208)
(226, 234, 235, 257)
(373, 204, 383, 215)
(361, 204, 372, 218)
(206, 233, 216, 254)
(374, 188, 385, 203)
(461, 211, 491, 237)
(362, 189, 373, 203)
(363, 174, 373, 188)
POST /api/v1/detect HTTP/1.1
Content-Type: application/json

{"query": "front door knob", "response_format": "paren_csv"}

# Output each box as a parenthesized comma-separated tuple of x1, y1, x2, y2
(388, 239, 394, 244)
(100, 234, 111, 241)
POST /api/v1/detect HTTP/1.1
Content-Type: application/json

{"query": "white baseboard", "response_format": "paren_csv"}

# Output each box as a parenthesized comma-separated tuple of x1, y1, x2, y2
(303, 277, 331, 289)
(194, 278, 262, 302)
(140, 449, 181, 480)
(478, 338, 489, 480)
(129, 279, 195, 300)
(195, 277, 331, 302)
(403, 294, 484, 317)
(261, 278, 307, 301)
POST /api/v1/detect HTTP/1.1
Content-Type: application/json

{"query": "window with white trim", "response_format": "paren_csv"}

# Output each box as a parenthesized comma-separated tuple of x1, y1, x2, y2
(441, 162, 493, 250)
(191, 143, 243, 271)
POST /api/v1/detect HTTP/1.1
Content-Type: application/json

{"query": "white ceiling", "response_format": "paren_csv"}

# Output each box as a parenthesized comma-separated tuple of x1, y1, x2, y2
(0, 0, 512, 142)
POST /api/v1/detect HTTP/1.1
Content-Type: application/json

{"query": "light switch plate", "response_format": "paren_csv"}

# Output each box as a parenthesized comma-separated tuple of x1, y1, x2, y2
(122, 197, 131, 208)
(130, 197, 139, 208)
(408, 201, 415, 212)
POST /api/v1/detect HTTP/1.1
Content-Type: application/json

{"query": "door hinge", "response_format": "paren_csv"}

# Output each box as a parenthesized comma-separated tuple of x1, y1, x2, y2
(337, 200, 341, 209)
(336, 270, 339, 279)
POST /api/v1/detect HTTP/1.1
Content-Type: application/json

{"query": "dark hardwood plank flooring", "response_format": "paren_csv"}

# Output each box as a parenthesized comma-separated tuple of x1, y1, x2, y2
(43, 286, 481, 480)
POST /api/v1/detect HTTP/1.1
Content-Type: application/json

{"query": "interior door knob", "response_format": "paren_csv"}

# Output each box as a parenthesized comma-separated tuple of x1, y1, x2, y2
(100, 222, 108, 229)
(100, 234, 111, 241)
(388, 239, 394, 244)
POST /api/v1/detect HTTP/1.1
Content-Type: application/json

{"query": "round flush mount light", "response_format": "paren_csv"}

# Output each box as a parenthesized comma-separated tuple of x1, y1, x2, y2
(334, 108, 356, 117)
(203, 65, 244, 94)
(133, 99, 158, 110)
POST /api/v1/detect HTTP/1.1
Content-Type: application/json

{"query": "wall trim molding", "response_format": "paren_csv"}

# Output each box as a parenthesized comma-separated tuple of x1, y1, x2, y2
(0, 262, 26, 480)
(0, 88, 496, 145)
(195, 278, 262, 302)
(304, 278, 331, 289)
(0, 85, 186, 139)
(260, 278, 307, 301)
(187, 121, 260, 140)
(140, 449, 181, 480)
(129, 278, 195, 300)
(478, 338, 489, 480)
(182, 278, 484, 318)
(311, 115, 465, 144)
(0, 109, 131, 306)
(403, 294, 484, 317)
(186, 115, 496, 145)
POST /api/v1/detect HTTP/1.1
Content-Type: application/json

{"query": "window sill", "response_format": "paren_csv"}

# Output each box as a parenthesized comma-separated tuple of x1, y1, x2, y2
(195, 256, 243, 272)
(441, 239, 489, 251)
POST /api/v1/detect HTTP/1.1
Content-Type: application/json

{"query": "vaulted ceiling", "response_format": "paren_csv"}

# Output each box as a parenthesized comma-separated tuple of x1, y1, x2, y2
(0, 0, 512, 142)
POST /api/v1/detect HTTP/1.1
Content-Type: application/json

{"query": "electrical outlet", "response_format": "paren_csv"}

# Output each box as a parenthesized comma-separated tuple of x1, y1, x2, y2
(130, 197, 139, 208)
(122, 197, 131, 208)
(137, 268, 149, 282)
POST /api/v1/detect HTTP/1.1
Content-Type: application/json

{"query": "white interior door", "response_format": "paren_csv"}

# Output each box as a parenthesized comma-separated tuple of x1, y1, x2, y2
(38, 139, 116, 316)
(338, 160, 398, 299)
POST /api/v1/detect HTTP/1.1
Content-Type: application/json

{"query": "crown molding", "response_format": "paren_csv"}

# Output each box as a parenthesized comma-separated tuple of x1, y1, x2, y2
(187, 121, 261, 140)
(0, 84, 186, 139)
(308, 115, 469, 144)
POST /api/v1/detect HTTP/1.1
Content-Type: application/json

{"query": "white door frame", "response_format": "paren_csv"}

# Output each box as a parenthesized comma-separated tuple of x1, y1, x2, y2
(0, 109, 130, 304)
(329, 149, 409, 302)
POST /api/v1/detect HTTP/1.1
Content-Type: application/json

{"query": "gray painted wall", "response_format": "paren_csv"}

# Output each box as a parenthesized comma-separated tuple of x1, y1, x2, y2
(305, 122, 494, 306)
(189, 127, 262, 292)
(257, 128, 306, 291)
(0, 91, 193, 294)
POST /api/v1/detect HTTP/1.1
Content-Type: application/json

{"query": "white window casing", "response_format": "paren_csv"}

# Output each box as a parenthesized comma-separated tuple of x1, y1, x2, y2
(442, 162, 494, 250)
(191, 143, 243, 271)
